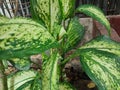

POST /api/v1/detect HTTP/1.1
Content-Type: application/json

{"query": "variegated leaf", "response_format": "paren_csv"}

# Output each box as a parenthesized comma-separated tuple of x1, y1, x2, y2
(60, 0, 75, 19)
(76, 5, 111, 35)
(0, 15, 9, 23)
(30, 0, 40, 20)
(7, 70, 37, 90)
(16, 82, 31, 90)
(10, 58, 31, 70)
(80, 35, 120, 56)
(30, 75, 42, 90)
(65, 17, 85, 52)
(17, 75, 42, 90)
(78, 35, 120, 90)
(59, 82, 75, 90)
(0, 60, 8, 90)
(30, 0, 62, 33)
(30, 0, 49, 27)
(0, 18, 58, 59)
(42, 52, 61, 90)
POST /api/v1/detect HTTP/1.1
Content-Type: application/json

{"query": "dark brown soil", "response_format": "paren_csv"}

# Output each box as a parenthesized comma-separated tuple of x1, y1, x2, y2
(64, 59, 98, 90)
(64, 50, 98, 90)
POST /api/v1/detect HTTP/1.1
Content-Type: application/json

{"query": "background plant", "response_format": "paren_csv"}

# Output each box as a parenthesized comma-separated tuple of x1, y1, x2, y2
(0, 0, 120, 90)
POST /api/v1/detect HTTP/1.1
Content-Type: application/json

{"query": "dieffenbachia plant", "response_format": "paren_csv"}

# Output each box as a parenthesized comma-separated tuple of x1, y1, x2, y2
(0, 0, 120, 90)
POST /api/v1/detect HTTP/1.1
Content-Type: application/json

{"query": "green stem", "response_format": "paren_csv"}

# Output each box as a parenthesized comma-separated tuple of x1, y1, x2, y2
(61, 52, 79, 66)
(0, 60, 8, 90)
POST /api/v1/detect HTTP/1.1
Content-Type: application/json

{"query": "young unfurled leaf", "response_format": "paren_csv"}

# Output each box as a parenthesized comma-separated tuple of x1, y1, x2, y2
(78, 36, 120, 90)
(76, 5, 111, 35)
(0, 18, 58, 60)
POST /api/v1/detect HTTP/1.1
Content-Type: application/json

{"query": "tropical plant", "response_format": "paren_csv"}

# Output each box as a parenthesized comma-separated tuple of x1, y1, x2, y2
(0, 0, 120, 90)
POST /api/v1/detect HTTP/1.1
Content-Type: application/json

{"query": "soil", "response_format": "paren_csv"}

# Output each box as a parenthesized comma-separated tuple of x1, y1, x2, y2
(64, 58, 98, 90)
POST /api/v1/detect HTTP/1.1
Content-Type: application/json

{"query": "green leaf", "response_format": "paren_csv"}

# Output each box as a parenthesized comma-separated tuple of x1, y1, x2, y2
(80, 35, 120, 56)
(16, 74, 42, 90)
(0, 18, 58, 59)
(78, 36, 120, 90)
(0, 60, 8, 90)
(30, 74, 42, 90)
(0, 15, 9, 23)
(7, 70, 37, 90)
(52, 24, 67, 41)
(30, 0, 62, 33)
(58, 26, 66, 40)
(42, 52, 61, 90)
(30, 0, 49, 27)
(52, 24, 63, 40)
(59, 82, 76, 90)
(30, 79, 42, 90)
(30, 0, 44, 25)
(10, 58, 31, 70)
(16, 81, 32, 90)
(60, 0, 75, 19)
(2, 59, 8, 68)
(65, 17, 85, 52)
(76, 5, 111, 35)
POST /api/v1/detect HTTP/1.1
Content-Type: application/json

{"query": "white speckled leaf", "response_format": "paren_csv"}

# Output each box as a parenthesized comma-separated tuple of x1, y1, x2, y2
(30, 0, 62, 33)
(7, 70, 37, 90)
(77, 5, 111, 35)
(78, 36, 120, 90)
(42, 52, 61, 90)
(80, 35, 120, 56)
(30, 0, 49, 27)
(60, 0, 75, 19)
(0, 18, 58, 59)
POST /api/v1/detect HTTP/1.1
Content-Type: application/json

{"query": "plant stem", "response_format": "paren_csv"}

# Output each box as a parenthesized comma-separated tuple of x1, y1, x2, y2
(0, 60, 8, 90)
